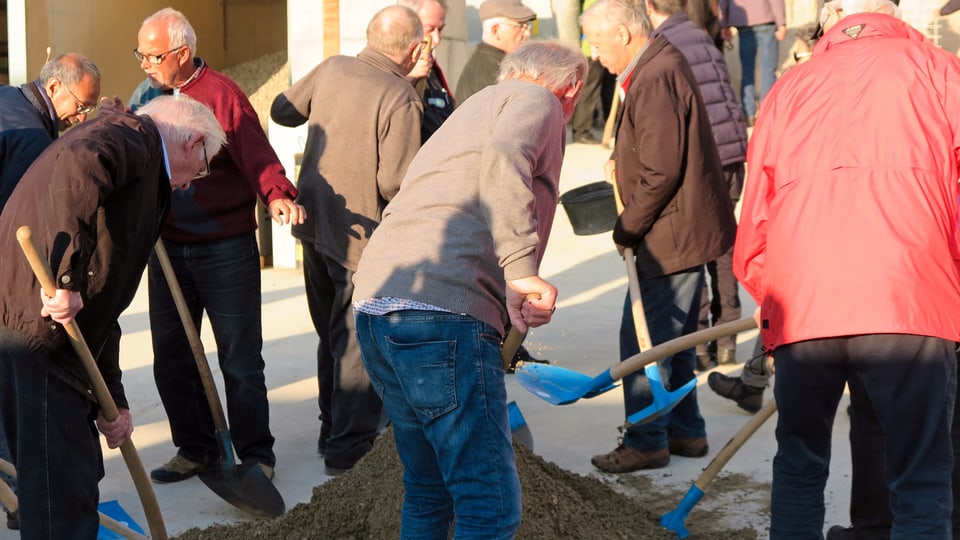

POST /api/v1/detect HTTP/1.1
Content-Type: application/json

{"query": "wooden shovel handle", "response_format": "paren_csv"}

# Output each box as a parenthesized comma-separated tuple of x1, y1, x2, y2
(694, 398, 778, 490)
(623, 247, 653, 352)
(16, 226, 167, 540)
(152, 240, 229, 432)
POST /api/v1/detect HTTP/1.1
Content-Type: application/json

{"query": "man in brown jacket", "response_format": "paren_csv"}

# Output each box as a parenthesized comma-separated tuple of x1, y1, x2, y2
(0, 95, 225, 538)
(582, 0, 736, 472)
(270, 5, 425, 475)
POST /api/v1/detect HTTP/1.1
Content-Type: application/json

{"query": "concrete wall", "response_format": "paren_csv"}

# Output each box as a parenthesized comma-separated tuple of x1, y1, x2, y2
(8, 0, 284, 103)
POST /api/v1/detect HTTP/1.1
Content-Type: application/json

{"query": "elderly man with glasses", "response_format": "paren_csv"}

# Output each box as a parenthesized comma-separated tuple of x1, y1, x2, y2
(455, 0, 537, 104)
(0, 53, 101, 213)
(123, 7, 304, 486)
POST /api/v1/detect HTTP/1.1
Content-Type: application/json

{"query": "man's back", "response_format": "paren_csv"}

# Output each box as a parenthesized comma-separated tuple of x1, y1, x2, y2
(737, 12, 960, 348)
(272, 49, 423, 270)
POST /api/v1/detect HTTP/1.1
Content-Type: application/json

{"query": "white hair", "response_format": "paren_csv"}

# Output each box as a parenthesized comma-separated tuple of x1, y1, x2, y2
(820, 0, 901, 28)
(498, 40, 587, 93)
(136, 95, 226, 159)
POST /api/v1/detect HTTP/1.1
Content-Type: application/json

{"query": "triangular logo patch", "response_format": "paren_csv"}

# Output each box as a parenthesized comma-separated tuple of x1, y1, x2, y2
(844, 24, 864, 39)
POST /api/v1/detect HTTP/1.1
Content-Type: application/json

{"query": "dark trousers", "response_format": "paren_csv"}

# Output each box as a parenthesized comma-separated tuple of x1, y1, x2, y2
(621, 266, 706, 450)
(0, 328, 101, 539)
(697, 163, 744, 353)
(843, 358, 960, 539)
(149, 234, 275, 467)
(302, 244, 382, 469)
(569, 58, 605, 138)
(772, 335, 956, 539)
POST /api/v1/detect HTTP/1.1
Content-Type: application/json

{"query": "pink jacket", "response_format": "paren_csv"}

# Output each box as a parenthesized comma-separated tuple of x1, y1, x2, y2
(734, 13, 960, 349)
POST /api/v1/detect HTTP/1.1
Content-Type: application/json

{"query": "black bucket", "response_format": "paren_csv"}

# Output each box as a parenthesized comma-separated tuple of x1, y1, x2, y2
(559, 181, 617, 236)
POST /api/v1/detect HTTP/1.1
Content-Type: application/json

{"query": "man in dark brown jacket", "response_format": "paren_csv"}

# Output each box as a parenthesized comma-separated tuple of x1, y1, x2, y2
(0, 95, 224, 538)
(581, 0, 736, 473)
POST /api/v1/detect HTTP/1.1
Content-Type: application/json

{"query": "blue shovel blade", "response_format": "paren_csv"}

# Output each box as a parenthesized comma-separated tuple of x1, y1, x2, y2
(97, 499, 145, 540)
(625, 364, 698, 425)
(515, 363, 619, 405)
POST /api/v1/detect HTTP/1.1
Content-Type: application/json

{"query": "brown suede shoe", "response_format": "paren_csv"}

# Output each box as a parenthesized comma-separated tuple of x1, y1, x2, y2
(591, 444, 669, 473)
(668, 436, 709, 458)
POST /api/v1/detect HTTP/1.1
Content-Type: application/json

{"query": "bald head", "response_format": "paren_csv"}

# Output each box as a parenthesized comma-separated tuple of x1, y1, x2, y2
(367, 5, 424, 60)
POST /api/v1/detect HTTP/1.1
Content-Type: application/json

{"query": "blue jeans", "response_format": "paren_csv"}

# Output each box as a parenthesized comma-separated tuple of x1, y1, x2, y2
(772, 335, 955, 539)
(621, 266, 705, 451)
(0, 328, 101, 539)
(149, 234, 275, 466)
(737, 23, 778, 119)
(355, 310, 521, 540)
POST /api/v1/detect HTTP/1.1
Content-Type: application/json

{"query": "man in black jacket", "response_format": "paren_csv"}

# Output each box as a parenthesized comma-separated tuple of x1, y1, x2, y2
(0, 95, 224, 539)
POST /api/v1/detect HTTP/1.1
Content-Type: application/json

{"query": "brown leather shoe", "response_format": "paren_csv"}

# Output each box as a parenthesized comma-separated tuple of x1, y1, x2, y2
(591, 444, 669, 472)
(668, 436, 709, 458)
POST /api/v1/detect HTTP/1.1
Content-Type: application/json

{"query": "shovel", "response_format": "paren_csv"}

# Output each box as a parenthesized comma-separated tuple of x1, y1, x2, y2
(620, 246, 698, 425)
(501, 327, 535, 450)
(153, 241, 284, 519)
(661, 398, 778, 538)
(16, 226, 168, 539)
(0, 459, 149, 540)
(515, 317, 757, 407)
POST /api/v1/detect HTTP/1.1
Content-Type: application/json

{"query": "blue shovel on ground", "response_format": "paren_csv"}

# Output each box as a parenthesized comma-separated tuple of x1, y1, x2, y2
(661, 398, 778, 538)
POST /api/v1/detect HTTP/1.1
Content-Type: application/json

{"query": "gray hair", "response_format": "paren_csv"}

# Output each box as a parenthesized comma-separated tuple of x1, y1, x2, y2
(396, 0, 448, 12)
(581, 0, 653, 38)
(367, 5, 424, 57)
(820, 0, 901, 27)
(137, 95, 226, 160)
(142, 7, 198, 57)
(38, 53, 100, 87)
(498, 40, 588, 92)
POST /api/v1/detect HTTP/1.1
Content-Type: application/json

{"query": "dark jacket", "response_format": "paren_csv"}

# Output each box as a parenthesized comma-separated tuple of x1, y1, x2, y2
(653, 13, 747, 167)
(455, 42, 506, 105)
(420, 64, 456, 143)
(613, 36, 736, 278)
(0, 82, 58, 213)
(0, 113, 171, 407)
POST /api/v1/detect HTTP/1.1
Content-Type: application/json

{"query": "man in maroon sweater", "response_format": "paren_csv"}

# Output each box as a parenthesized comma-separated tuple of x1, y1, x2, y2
(126, 7, 305, 484)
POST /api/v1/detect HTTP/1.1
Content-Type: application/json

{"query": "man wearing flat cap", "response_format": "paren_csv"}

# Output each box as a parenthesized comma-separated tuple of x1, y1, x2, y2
(455, 0, 537, 104)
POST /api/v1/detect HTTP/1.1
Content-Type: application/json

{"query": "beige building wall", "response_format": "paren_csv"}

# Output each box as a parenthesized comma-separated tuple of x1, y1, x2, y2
(10, 0, 284, 103)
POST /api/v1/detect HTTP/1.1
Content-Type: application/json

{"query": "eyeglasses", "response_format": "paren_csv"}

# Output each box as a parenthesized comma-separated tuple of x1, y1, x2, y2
(194, 145, 210, 180)
(64, 85, 97, 115)
(133, 45, 185, 65)
(500, 21, 530, 31)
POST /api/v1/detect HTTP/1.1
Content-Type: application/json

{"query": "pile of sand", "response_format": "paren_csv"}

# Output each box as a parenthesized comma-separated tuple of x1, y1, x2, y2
(174, 431, 758, 539)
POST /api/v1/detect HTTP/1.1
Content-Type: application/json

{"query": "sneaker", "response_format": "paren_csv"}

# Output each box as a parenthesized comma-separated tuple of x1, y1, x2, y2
(150, 455, 205, 484)
(6, 509, 18, 530)
(258, 463, 275, 481)
(707, 372, 763, 414)
(573, 132, 601, 145)
(825, 525, 858, 540)
(324, 465, 348, 477)
(591, 444, 669, 473)
(667, 436, 709, 458)
(717, 348, 737, 365)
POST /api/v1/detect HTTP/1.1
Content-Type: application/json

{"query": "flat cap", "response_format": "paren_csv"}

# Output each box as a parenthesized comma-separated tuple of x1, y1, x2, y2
(479, 0, 537, 22)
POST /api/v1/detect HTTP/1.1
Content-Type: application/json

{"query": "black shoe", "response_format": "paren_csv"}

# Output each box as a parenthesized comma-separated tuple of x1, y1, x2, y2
(6, 509, 18, 530)
(506, 344, 549, 374)
(707, 372, 763, 414)
(826, 525, 859, 540)
(573, 132, 601, 144)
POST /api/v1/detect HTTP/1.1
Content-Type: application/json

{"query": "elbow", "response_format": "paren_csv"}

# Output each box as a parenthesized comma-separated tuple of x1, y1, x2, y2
(270, 94, 307, 127)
